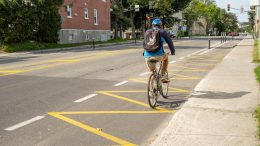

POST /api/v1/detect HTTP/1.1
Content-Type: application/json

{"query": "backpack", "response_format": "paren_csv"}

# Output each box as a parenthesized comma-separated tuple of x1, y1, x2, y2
(143, 29, 162, 52)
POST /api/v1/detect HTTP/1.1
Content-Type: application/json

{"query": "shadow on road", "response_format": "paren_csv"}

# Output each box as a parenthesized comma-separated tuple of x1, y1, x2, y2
(0, 56, 39, 64)
(192, 91, 250, 99)
(154, 91, 250, 109)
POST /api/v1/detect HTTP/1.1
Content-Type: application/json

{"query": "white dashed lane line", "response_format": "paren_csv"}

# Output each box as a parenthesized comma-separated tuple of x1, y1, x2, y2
(74, 94, 98, 103)
(139, 72, 150, 76)
(5, 116, 45, 131)
(199, 42, 226, 55)
(191, 49, 207, 55)
(114, 81, 128, 87)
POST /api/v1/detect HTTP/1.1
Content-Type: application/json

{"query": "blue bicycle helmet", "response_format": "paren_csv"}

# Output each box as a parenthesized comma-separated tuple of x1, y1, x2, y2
(152, 18, 162, 25)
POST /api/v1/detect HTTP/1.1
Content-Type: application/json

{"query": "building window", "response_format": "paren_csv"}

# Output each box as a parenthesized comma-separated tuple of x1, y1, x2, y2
(84, 8, 89, 19)
(69, 34, 73, 41)
(94, 9, 98, 25)
(66, 5, 72, 18)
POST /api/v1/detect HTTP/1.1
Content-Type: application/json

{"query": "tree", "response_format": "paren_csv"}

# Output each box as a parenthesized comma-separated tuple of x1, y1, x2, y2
(224, 12, 238, 32)
(35, 0, 63, 43)
(0, 0, 38, 42)
(111, 0, 128, 38)
(183, 0, 238, 35)
(0, 0, 63, 43)
(183, 0, 206, 34)
(116, 0, 192, 38)
(153, 0, 191, 28)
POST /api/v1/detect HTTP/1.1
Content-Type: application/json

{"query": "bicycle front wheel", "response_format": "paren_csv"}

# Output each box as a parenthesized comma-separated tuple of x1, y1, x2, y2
(148, 74, 158, 108)
(161, 71, 169, 98)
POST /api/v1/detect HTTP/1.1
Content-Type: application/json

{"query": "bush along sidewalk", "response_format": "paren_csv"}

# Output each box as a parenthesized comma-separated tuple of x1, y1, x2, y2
(253, 40, 260, 62)
(0, 38, 130, 53)
(254, 39, 260, 140)
(256, 101, 260, 139)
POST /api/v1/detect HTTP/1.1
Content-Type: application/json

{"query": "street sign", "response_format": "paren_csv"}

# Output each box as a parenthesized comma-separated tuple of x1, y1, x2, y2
(135, 5, 139, 12)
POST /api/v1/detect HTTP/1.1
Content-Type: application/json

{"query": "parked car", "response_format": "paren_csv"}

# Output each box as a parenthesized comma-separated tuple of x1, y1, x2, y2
(228, 32, 238, 36)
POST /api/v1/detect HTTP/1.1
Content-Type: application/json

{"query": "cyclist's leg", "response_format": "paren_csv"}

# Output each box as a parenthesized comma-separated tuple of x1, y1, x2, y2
(161, 54, 170, 83)
(145, 57, 156, 73)
(161, 54, 169, 75)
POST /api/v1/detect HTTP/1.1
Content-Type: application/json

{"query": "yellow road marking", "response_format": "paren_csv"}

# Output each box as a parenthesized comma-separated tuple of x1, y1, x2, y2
(0, 53, 97, 70)
(98, 90, 185, 93)
(169, 64, 208, 71)
(54, 110, 175, 115)
(0, 49, 138, 70)
(0, 70, 25, 73)
(171, 74, 200, 80)
(0, 70, 26, 76)
(168, 70, 208, 72)
(128, 78, 191, 93)
(171, 78, 200, 80)
(184, 57, 218, 62)
(48, 112, 137, 146)
(185, 62, 215, 66)
(49, 59, 81, 63)
(98, 91, 170, 111)
(167, 87, 190, 93)
(186, 55, 218, 60)
(0, 49, 138, 76)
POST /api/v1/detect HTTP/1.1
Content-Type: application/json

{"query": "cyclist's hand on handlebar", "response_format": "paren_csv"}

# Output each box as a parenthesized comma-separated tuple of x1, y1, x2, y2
(166, 52, 175, 55)
(170, 51, 175, 55)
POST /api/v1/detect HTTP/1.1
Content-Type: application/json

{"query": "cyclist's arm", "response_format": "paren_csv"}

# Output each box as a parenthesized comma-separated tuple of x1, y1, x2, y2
(161, 31, 175, 55)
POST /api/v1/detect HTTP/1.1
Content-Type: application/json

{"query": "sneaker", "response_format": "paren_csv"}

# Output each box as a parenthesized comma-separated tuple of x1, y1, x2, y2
(161, 74, 170, 83)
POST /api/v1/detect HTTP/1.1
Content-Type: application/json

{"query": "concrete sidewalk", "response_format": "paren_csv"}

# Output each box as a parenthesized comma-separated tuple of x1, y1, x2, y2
(151, 36, 259, 146)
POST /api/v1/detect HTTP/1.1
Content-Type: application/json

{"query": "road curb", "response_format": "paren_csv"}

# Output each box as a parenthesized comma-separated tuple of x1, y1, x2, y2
(0, 40, 143, 56)
(29, 41, 143, 54)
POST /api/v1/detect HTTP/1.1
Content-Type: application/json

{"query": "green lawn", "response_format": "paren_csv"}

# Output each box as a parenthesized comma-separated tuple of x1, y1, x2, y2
(255, 66, 260, 83)
(0, 38, 129, 53)
(256, 106, 260, 138)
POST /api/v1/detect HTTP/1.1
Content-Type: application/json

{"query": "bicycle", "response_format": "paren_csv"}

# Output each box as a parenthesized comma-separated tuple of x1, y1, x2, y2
(147, 58, 170, 108)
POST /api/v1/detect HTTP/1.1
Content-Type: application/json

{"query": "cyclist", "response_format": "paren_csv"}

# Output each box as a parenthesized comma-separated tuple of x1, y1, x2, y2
(143, 18, 175, 83)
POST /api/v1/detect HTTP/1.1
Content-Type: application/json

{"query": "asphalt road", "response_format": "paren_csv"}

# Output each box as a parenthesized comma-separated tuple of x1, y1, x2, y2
(0, 37, 244, 146)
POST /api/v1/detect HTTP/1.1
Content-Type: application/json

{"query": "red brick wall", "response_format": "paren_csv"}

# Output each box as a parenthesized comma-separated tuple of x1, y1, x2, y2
(59, 0, 110, 30)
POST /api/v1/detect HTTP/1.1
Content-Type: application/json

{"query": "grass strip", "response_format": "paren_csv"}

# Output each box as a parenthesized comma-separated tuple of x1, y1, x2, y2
(256, 106, 260, 139)
(255, 66, 260, 83)
(0, 38, 130, 53)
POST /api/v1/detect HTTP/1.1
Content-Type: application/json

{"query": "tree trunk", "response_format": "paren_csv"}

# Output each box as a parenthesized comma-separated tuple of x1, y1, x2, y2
(130, 9, 135, 39)
(114, 18, 118, 39)
(120, 22, 123, 38)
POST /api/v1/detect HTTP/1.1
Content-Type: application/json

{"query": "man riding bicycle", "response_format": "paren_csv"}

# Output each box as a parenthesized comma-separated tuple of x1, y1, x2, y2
(143, 18, 175, 83)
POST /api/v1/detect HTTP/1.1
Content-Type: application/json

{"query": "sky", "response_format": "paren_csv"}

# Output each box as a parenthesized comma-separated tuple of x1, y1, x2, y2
(215, 0, 250, 22)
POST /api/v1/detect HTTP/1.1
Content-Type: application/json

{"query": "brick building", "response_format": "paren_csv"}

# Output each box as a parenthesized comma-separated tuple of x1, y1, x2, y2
(59, 0, 111, 44)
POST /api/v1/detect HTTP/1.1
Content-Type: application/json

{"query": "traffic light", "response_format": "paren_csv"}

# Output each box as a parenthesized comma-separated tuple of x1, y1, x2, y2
(227, 4, 230, 11)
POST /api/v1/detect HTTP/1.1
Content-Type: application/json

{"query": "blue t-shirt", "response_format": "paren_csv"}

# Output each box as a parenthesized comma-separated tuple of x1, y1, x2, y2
(144, 38, 165, 58)
(144, 27, 175, 58)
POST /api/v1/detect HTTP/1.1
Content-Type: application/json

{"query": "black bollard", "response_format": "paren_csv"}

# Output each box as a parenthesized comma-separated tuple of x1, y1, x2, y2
(208, 34, 211, 49)
(93, 40, 95, 49)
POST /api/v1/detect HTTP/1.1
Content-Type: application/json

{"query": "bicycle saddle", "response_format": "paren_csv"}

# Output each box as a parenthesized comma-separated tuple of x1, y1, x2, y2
(149, 59, 159, 63)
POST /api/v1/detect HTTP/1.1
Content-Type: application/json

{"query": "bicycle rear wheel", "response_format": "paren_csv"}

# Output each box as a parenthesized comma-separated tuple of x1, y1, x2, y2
(147, 74, 158, 108)
(161, 71, 169, 98)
